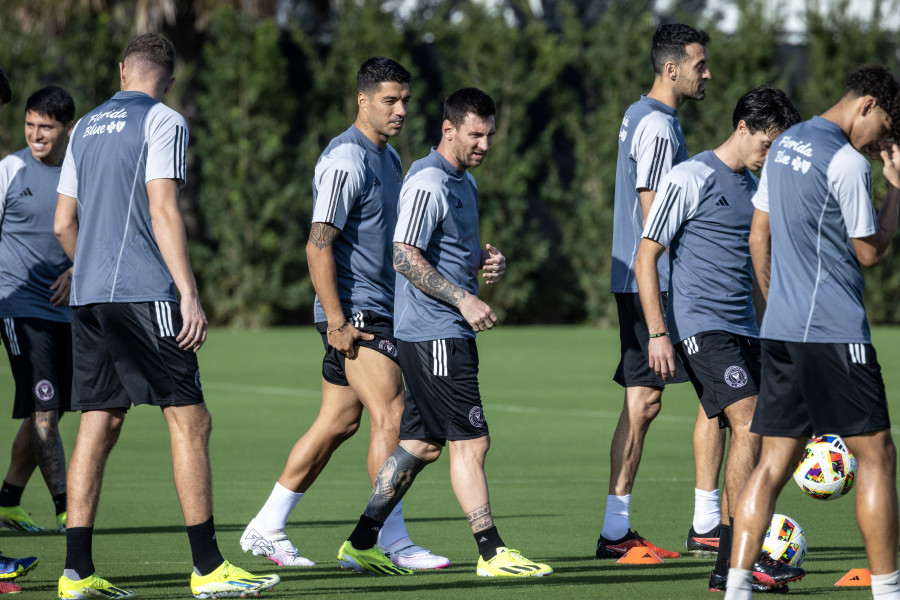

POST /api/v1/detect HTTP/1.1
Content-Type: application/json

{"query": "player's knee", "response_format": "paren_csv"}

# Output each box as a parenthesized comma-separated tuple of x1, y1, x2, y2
(334, 418, 361, 441)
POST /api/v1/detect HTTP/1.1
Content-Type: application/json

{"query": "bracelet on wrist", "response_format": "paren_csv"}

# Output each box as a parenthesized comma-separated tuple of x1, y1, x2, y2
(327, 321, 349, 334)
(648, 331, 669, 339)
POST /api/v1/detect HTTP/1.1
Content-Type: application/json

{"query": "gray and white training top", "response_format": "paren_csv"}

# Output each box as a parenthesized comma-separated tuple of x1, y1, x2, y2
(753, 116, 877, 343)
(393, 148, 480, 342)
(0, 148, 72, 322)
(58, 91, 187, 305)
(642, 150, 759, 343)
(611, 95, 689, 294)
(311, 125, 403, 322)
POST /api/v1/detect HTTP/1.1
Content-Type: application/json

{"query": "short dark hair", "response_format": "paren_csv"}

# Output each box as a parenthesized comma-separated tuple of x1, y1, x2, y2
(25, 86, 75, 124)
(732, 85, 801, 136)
(651, 23, 710, 76)
(357, 57, 411, 96)
(123, 33, 176, 80)
(844, 65, 900, 138)
(443, 88, 495, 128)
(0, 65, 10, 105)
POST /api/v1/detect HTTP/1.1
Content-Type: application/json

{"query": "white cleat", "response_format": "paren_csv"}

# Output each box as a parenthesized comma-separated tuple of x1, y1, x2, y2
(239, 519, 315, 567)
(381, 540, 450, 570)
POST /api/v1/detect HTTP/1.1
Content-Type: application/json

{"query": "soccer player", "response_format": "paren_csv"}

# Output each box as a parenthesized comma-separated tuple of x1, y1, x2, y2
(0, 63, 40, 596)
(635, 86, 803, 592)
(725, 65, 900, 599)
(0, 86, 75, 536)
(239, 57, 447, 570)
(601, 22, 723, 560)
(335, 87, 551, 578)
(53, 34, 279, 598)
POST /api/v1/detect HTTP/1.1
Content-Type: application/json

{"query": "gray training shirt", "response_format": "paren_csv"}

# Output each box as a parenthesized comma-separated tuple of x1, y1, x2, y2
(393, 148, 480, 342)
(58, 91, 187, 305)
(311, 125, 403, 323)
(753, 116, 877, 344)
(611, 95, 689, 294)
(0, 148, 72, 322)
(642, 150, 759, 343)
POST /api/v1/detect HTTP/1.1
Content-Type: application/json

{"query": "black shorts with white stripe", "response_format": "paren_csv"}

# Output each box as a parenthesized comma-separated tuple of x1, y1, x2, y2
(397, 337, 487, 445)
(613, 292, 689, 388)
(1, 317, 72, 418)
(751, 339, 890, 438)
(71, 302, 204, 410)
(676, 331, 760, 421)
(315, 310, 398, 386)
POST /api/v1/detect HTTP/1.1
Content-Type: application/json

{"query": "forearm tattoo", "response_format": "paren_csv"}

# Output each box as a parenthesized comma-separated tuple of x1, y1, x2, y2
(393, 243, 466, 306)
(466, 503, 494, 533)
(364, 446, 427, 521)
(309, 222, 340, 250)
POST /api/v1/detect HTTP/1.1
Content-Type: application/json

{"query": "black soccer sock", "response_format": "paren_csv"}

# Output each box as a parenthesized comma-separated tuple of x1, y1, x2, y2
(0, 481, 24, 507)
(348, 515, 384, 550)
(64, 526, 95, 580)
(714, 523, 732, 575)
(53, 492, 67, 515)
(186, 516, 225, 576)
(475, 526, 506, 561)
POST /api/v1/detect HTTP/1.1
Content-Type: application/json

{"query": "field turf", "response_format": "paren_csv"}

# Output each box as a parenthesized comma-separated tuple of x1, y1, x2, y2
(1, 326, 896, 598)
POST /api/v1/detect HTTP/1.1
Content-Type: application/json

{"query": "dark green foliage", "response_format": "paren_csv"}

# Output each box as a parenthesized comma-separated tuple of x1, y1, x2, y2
(2, 0, 899, 325)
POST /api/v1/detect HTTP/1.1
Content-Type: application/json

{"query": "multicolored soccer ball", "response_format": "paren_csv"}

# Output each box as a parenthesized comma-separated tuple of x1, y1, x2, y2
(762, 513, 807, 566)
(793, 434, 858, 500)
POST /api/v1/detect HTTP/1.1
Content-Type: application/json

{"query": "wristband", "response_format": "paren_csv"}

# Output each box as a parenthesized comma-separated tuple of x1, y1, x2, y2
(327, 321, 349, 334)
(648, 332, 669, 339)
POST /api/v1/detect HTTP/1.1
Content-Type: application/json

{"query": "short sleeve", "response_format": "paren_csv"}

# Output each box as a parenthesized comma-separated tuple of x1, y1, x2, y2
(752, 161, 770, 213)
(641, 165, 702, 247)
(394, 173, 444, 250)
(144, 104, 188, 187)
(311, 158, 366, 231)
(0, 155, 19, 223)
(57, 133, 79, 199)
(828, 146, 877, 239)
(633, 114, 679, 192)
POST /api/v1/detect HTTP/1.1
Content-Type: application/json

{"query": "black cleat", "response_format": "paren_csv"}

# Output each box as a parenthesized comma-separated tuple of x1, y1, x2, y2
(752, 553, 805, 587)
(708, 569, 790, 593)
(687, 525, 721, 556)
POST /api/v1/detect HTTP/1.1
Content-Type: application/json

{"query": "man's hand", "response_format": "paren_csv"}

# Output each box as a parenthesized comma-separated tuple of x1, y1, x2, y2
(879, 142, 900, 189)
(177, 296, 207, 352)
(648, 335, 676, 381)
(480, 243, 506, 284)
(326, 321, 374, 359)
(49, 267, 73, 307)
(458, 293, 498, 333)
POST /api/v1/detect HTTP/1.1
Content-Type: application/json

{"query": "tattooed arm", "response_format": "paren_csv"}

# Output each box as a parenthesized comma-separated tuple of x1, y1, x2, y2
(393, 242, 498, 332)
(307, 222, 372, 357)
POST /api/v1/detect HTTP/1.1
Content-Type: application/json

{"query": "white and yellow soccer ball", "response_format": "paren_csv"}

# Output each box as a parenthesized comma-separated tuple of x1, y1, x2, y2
(793, 434, 858, 500)
(762, 513, 807, 566)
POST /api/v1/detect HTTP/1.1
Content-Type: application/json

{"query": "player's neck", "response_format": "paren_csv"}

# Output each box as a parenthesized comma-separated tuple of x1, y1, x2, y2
(713, 137, 747, 173)
(649, 74, 689, 110)
(820, 101, 856, 141)
(354, 117, 388, 149)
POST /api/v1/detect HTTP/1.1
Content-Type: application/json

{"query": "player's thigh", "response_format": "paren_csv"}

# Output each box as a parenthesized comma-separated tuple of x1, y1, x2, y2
(345, 346, 404, 416)
(318, 377, 364, 428)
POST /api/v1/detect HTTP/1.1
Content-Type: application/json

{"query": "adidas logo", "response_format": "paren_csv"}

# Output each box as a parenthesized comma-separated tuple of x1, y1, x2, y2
(455, 199, 463, 208)
(715, 196, 729, 207)
(850, 576, 860, 581)
(478, 536, 488, 543)
(374, 177, 381, 187)
(18, 187, 33, 198)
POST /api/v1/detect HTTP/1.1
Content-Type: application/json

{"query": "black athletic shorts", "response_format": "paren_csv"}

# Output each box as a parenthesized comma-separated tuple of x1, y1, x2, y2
(315, 310, 398, 386)
(676, 331, 760, 420)
(1, 317, 72, 418)
(751, 340, 890, 438)
(614, 292, 689, 388)
(397, 337, 487, 445)
(71, 302, 204, 411)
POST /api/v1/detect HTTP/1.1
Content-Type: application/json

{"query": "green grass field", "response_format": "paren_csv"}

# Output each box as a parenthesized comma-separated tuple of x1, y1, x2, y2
(1, 326, 897, 598)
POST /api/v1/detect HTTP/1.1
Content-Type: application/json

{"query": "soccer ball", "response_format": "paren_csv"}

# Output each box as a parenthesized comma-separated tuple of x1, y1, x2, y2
(762, 513, 807, 566)
(793, 434, 858, 500)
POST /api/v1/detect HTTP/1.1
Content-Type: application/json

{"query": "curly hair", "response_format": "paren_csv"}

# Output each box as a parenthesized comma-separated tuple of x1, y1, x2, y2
(844, 65, 900, 138)
(650, 24, 710, 76)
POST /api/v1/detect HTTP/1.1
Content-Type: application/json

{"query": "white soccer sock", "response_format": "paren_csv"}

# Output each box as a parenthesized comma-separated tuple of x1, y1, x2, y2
(255, 482, 303, 531)
(692, 488, 721, 533)
(601, 494, 631, 541)
(723, 568, 753, 600)
(377, 501, 410, 549)
(872, 570, 900, 599)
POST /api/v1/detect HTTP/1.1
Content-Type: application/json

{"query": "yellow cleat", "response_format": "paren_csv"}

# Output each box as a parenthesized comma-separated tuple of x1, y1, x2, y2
(476, 547, 553, 577)
(337, 541, 413, 575)
(58, 574, 134, 598)
(0, 506, 46, 532)
(190, 560, 280, 598)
